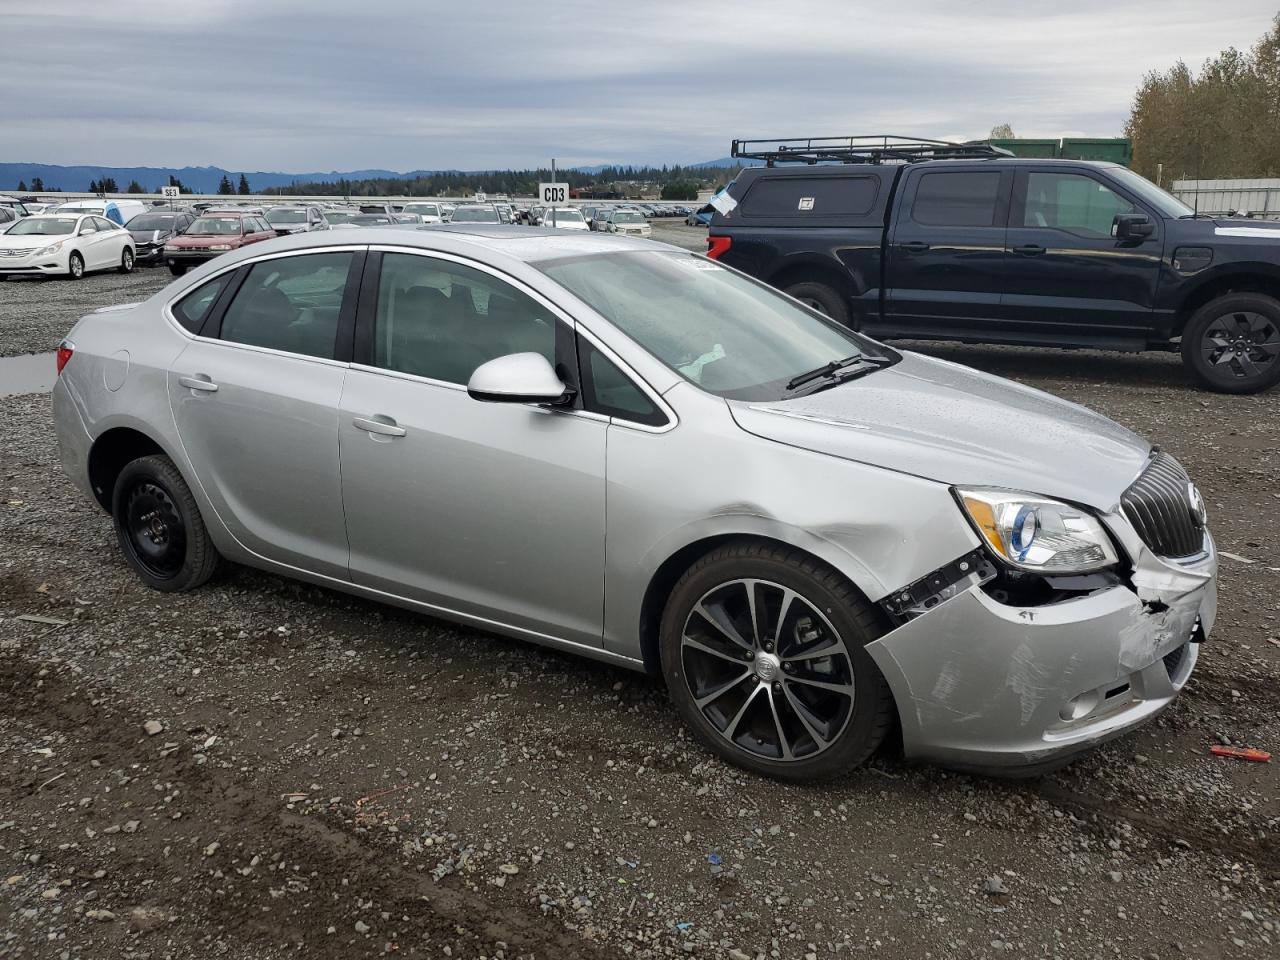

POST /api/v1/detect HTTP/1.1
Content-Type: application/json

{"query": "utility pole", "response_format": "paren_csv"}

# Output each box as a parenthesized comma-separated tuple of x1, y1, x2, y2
(551, 158, 557, 230)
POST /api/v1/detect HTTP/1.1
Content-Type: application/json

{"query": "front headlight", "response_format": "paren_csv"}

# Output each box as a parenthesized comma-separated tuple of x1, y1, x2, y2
(955, 488, 1118, 573)
(208, 244, 232, 251)
(35, 241, 65, 256)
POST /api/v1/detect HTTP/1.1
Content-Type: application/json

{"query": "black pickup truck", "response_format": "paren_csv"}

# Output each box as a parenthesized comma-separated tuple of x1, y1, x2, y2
(707, 136, 1280, 393)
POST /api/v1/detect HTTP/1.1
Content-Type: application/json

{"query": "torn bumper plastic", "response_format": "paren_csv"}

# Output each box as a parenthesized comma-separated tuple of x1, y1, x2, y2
(866, 531, 1216, 774)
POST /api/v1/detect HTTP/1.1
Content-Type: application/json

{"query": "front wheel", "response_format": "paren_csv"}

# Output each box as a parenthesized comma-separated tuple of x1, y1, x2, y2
(168, 263, 187, 277)
(118, 248, 135, 274)
(784, 281, 851, 327)
(67, 252, 85, 280)
(1181, 293, 1280, 394)
(660, 542, 894, 781)
(111, 455, 219, 592)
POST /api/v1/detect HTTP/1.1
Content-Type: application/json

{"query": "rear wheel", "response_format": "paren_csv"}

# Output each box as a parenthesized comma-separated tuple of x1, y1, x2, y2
(118, 248, 134, 274)
(67, 252, 84, 280)
(1181, 293, 1280, 394)
(111, 455, 219, 592)
(660, 542, 894, 781)
(784, 281, 851, 328)
(168, 263, 187, 277)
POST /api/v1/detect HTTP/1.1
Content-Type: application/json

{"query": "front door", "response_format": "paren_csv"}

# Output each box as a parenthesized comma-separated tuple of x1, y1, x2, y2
(880, 166, 1013, 339)
(338, 249, 607, 647)
(168, 248, 362, 578)
(1001, 168, 1162, 344)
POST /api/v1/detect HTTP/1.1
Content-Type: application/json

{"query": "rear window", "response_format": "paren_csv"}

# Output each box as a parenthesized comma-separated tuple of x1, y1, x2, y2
(910, 171, 1002, 227)
(738, 175, 878, 218)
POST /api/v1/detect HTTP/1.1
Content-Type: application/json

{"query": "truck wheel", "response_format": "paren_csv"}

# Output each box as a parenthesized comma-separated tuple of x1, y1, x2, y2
(1181, 293, 1280, 394)
(660, 541, 894, 781)
(785, 282, 850, 327)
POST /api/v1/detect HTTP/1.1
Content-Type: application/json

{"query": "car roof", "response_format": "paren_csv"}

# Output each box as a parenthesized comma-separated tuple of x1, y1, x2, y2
(201, 223, 675, 268)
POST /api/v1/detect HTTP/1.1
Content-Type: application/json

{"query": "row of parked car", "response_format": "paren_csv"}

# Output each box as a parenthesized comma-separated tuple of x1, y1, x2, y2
(0, 193, 698, 279)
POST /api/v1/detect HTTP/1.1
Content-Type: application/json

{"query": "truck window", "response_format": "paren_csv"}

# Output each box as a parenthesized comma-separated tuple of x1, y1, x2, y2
(911, 171, 1002, 227)
(1023, 172, 1134, 237)
(739, 176, 878, 218)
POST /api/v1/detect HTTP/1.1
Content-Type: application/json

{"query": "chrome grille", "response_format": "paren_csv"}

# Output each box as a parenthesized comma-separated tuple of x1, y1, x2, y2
(1120, 454, 1205, 559)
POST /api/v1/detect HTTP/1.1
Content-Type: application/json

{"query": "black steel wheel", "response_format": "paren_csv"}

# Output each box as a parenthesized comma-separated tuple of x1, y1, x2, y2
(112, 455, 219, 592)
(660, 541, 894, 781)
(1182, 293, 1280, 394)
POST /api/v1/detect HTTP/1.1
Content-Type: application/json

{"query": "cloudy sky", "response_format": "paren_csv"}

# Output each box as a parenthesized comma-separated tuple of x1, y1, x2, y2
(3, 0, 1276, 173)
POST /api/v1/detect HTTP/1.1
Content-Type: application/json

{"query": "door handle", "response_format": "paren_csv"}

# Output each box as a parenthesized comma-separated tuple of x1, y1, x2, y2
(178, 375, 218, 392)
(897, 241, 930, 253)
(353, 416, 406, 438)
(1011, 244, 1046, 256)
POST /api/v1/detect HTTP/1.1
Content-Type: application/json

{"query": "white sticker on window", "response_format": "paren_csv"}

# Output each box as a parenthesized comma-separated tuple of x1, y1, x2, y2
(709, 191, 738, 215)
(798, 197, 815, 211)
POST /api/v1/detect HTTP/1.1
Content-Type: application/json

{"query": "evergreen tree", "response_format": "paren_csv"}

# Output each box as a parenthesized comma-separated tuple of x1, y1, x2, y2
(31, 177, 44, 191)
(126, 180, 145, 193)
(238, 173, 251, 195)
(217, 175, 235, 195)
(16, 180, 26, 192)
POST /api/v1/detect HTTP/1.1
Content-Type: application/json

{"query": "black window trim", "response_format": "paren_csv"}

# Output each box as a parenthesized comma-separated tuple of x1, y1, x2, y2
(575, 331, 670, 428)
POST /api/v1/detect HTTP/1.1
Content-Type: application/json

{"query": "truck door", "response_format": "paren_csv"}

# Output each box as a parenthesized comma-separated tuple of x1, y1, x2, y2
(881, 166, 1012, 338)
(1000, 167, 1161, 346)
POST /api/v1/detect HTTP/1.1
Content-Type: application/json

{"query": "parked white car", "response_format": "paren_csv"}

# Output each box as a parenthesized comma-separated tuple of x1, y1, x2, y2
(540, 207, 589, 230)
(401, 202, 445, 223)
(603, 208, 652, 238)
(53, 198, 149, 227)
(0, 214, 135, 280)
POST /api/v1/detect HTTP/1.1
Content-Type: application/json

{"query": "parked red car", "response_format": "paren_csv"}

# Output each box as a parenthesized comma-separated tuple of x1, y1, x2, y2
(164, 210, 276, 275)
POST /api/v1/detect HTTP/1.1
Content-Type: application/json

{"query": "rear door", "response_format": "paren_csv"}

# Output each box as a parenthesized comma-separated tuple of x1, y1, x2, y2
(881, 165, 1013, 338)
(168, 247, 364, 579)
(1000, 167, 1162, 344)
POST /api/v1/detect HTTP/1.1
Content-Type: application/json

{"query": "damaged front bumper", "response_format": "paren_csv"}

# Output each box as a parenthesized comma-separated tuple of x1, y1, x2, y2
(866, 526, 1216, 775)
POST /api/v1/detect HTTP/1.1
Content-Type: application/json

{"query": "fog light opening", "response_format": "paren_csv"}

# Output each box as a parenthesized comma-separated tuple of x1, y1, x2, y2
(1060, 690, 1100, 723)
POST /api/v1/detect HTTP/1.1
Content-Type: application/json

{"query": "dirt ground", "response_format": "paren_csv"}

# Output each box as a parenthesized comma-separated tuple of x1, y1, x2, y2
(1, 228, 1278, 959)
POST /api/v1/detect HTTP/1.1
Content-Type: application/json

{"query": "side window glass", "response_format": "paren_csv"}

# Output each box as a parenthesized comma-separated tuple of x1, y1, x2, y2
(1023, 172, 1135, 237)
(579, 337, 667, 427)
(172, 273, 232, 333)
(79, 219, 96, 234)
(218, 252, 352, 359)
(96, 217, 116, 232)
(373, 252, 557, 385)
(911, 172, 1002, 227)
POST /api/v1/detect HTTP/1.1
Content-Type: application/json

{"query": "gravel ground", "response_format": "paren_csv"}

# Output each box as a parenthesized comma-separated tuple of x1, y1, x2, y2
(1, 226, 1278, 959)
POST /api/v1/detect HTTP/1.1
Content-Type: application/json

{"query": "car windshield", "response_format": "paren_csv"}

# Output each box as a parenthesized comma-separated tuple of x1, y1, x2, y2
(7, 217, 76, 236)
(404, 204, 439, 215)
(127, 214, 178, 230)
(450, 207, 499, 222)
(613, 211, 644, 224)
(324, 211, 356, 223)
(187, 217, 242, 235)
(350, 215, 392, 224)
(539, 251, 891, 400)
(266, 209, 306, 224)
(546, 209, 584, 222)
(1108, 167, 1194, 218)
(55, 207, 96, 215)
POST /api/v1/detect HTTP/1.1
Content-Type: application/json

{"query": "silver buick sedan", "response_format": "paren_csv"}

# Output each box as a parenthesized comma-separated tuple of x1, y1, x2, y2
(53, 226, 1217, 780)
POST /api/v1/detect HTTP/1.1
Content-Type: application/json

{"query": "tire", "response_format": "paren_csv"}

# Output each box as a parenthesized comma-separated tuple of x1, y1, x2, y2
(111, 455, 219, 593)
(67, 252, 84, 280)
(168, 263, 187, 277)
(784, 281, 851, 327)
(1180, 293, 1280, 394)
(659, 541, 894, 781)
(118, 248, 135, 274)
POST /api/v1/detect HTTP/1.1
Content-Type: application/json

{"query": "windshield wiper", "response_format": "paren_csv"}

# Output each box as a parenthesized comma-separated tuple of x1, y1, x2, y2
(785, 354, 866, 391)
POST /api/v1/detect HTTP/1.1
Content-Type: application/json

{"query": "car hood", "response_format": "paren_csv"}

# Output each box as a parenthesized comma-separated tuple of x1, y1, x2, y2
(727, 351, 1151, 511)
(129, 229, 174, 242)
(169, 235, 243, 248)
(0, 235, 61, 250)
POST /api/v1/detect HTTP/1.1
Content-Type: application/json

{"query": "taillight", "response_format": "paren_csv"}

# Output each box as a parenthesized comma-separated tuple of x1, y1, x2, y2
(706, 235, 732, 260)
(56, 340, 74, 375)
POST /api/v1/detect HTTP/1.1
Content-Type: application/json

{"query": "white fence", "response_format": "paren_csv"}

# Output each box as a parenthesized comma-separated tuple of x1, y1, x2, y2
(1171, 178, 1280, 219)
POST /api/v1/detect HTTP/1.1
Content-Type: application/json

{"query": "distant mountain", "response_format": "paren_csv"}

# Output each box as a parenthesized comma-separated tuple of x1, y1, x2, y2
(689, 156, 763, 169)
(1, 159, 753, 194)
(0, 163, 462, 194)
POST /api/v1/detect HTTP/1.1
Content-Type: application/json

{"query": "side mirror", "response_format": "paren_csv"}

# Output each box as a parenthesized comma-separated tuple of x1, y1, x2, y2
(1114, 212, 1154, 241)
(467, 353, 570, 405)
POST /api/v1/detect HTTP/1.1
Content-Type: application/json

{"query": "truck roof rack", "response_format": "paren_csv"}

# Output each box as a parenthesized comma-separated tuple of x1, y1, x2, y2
(731, 136, 1013, 166)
